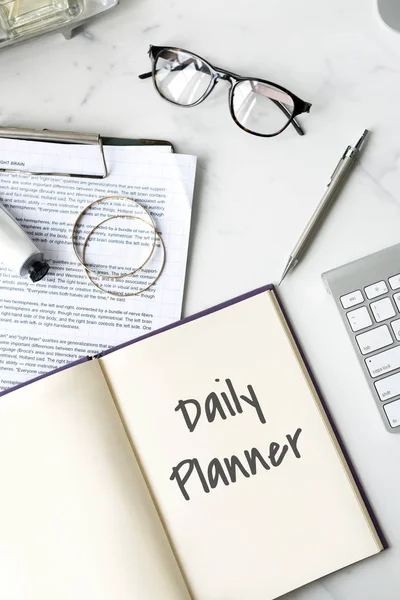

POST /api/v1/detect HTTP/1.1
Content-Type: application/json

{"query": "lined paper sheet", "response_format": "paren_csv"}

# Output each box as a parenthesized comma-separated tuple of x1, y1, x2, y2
(0, 141, 196, 390)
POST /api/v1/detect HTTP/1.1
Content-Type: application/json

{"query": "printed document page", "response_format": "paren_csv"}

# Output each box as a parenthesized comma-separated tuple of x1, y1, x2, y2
(0, 137, 172, 177)
(0, 141, 196, 390)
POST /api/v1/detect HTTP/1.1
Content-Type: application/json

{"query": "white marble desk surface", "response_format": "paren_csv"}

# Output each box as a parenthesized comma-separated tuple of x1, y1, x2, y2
(1, 0, 400, 598)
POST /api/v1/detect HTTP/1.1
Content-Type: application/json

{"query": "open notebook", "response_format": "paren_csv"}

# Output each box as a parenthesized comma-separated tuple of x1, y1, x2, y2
(0, 285, 385, 600)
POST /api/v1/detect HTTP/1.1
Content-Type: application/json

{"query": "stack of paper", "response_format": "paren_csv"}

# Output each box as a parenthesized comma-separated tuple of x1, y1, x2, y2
(0, 139, 197, 390)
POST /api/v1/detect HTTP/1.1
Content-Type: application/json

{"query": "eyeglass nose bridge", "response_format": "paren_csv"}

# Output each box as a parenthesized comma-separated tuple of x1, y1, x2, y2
(213, 67, 237, 87)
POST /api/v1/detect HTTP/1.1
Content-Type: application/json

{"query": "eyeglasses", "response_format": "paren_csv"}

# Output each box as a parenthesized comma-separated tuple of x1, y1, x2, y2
(139, 45, 312, 138)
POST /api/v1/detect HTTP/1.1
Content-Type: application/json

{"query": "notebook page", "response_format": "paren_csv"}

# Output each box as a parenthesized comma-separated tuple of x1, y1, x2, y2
(0, 141, 196, 391)
(100, 289, 382, 600)
(0, 359, 190, 600)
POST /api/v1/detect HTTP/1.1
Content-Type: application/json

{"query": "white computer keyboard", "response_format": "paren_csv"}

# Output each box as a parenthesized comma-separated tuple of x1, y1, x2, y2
(323, 243, 400, 433)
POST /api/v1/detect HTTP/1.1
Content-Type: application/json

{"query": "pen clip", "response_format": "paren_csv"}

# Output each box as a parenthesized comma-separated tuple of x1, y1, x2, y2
(327, 145, 351, 186)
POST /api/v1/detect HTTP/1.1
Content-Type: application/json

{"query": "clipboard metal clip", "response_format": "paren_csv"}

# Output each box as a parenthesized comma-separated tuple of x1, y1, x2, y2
(0, 127, 108, 179)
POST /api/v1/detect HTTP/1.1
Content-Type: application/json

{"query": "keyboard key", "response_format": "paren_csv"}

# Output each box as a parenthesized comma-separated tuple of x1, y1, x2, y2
(340, 290, 363, 309)
(370, 297, 395, 322)
(389, 273, 400, 290)
(375, 372, 400, 401)
(393, 293, 400, 312)
(347, 307, 372, 332)
(383, 399, 400, 428)
(366, 345, 400, 377)
(364, 281, 388, 299)
(391, 319, 400, 341)
(356, 326, 393, 355)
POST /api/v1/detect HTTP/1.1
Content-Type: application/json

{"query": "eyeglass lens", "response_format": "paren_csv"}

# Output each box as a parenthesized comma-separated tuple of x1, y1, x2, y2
(154, 49, 213, 106)
(232, 81, 295, 135)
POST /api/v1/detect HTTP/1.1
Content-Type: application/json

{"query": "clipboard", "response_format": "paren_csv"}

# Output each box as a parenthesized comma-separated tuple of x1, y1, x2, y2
(0, 127, 174, 179)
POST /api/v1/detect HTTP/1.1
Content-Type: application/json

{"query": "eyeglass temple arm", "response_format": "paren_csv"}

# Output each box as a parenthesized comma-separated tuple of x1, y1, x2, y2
(138, 69, 305, 136)
(270, 100, 305, 136)
(248, 80, 305, 136)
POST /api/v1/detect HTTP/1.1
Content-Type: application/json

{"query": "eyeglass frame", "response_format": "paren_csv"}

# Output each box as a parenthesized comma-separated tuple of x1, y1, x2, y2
(139, 44, 312, 138)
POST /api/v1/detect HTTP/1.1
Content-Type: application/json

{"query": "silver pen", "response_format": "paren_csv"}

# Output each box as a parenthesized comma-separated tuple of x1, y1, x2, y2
(278, 129, 369, 285)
